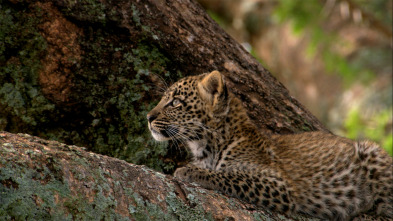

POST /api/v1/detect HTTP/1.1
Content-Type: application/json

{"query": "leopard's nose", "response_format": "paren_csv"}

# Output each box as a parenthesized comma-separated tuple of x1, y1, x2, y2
(147, 113, 157, 123)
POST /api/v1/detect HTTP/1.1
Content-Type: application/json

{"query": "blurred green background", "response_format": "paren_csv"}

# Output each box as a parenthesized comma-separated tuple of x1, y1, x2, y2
(198, 0, 392, 155)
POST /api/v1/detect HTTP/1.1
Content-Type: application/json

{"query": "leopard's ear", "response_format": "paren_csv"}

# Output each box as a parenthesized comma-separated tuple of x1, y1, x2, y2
(198, 70, 227, 107)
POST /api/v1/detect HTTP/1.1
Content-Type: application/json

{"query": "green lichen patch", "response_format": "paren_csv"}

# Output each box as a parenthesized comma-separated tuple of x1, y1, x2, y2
(0, 2, 54, 131)
(122, 184, 214, 221)
(165, 191, 214, 221)
(0, 163, 71, 220)
(67, 28, 179, 171)
(125, 190, 175, 220)
(0, 134, 129, 220)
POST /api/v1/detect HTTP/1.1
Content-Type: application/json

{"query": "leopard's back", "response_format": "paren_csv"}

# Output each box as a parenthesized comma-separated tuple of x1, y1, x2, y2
(269, 132, 392, 219)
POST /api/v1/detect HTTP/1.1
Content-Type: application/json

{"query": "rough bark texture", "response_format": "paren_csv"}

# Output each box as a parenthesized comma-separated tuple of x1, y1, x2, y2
(1, 131, 319, 220)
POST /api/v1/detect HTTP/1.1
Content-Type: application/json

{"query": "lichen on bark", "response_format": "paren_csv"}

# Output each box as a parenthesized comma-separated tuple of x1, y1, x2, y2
(1, 132, 299, 220)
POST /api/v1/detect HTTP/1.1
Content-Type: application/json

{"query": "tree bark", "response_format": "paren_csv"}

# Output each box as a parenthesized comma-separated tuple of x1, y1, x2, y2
(1, 131, 317, 220)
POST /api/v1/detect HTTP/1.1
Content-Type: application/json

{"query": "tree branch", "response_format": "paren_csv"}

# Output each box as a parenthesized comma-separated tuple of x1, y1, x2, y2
(0, 131, 316, 220)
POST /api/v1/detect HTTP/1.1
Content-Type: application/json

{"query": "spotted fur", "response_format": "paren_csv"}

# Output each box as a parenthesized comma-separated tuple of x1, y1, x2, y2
(147, 71, 393, 220)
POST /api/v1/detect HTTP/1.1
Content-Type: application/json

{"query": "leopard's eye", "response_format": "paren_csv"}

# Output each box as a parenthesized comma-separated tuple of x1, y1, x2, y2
(172, 99, 181, 106)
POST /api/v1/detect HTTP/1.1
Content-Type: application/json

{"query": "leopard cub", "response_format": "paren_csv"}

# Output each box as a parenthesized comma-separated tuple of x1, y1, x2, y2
(147, 70, 392, 220)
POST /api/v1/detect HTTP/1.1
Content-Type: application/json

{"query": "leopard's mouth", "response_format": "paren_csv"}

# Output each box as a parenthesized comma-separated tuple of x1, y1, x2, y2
(149, 124, 179, 141)
(150, 129, 170, 141)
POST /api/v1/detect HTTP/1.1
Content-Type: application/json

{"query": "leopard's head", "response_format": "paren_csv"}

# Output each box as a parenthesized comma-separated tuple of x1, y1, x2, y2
(147, 71, 229, 142)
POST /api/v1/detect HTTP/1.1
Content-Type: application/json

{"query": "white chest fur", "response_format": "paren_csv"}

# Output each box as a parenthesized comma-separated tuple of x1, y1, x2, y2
(187, 140, 215, 170)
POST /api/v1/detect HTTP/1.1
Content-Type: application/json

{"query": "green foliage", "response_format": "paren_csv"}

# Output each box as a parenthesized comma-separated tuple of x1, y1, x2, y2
(273, 0, 392, 154)
(273, 0, 376, 86)
(344, 107, 392, 156)
(206, 10, 228, 29)
(361, 0, 392, 27)
(274, 0, 323, 34)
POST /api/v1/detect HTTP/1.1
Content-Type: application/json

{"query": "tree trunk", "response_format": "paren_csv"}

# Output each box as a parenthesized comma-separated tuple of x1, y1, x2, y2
(0, 0, 346, 220)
